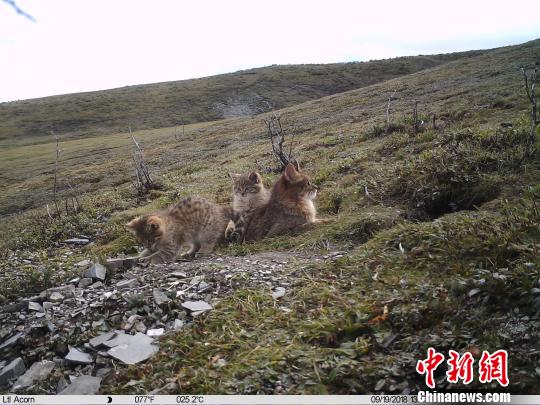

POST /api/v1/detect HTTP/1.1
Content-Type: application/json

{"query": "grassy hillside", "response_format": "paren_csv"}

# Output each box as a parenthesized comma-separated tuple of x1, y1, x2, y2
(0, 50, 484, 145)
(0, 39, 539, 394)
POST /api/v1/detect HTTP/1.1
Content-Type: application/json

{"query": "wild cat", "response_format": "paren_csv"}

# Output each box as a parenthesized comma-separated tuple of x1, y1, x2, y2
(225, 171, 270, 240)
(126, 197, 236, 264)
(232, 162, 327, 242)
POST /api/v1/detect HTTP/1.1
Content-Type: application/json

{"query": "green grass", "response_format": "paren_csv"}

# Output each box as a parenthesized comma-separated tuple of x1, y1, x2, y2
(0, 49, 484, 145)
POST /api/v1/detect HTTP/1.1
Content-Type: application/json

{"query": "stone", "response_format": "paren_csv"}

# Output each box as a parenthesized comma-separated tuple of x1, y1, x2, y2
(58, 375, 101, 395)
(106, 257, 138, 271)
(78, 278, 93, 288)
(83, 263, 107, 281)
(65, 347, 93, 364)
(153, 289, 171, 305)
(116, 279, 138, 289)
(42, 301, 54, 311)
(49, 292, 64, 303)
(272, 287, 286, 299)
(0, 357, 26, 389)
(134, 321, 147, 333)
(56, 376, 68, 393)
(45, 285, 76, 300)
(95, 367, 112, 378)
(75, 259, 91, 267)
(146, 328, 164, 337)
(181, 301, 212, 312)
(28, 301, 44, 312)
(190, 276, 203, 285)
(89, 331, 119, 348)
(63, 238, 90, 245)
(107, 333, 158, 365)
(0, 332, 23, 351)
(173, 319, 184, 331)
(198, 281, 210, 291)
(12, 360, 55, 391)
(170, 271, 187, 278)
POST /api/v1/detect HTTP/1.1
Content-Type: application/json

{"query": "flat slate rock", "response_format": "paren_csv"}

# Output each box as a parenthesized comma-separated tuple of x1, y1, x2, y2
(89, 331, 119, 349)
(65, 347, 93, 364)
(116, 279, 138, 289)
(12, 360, 55, 391)
(63, 238, 90, 245)
(170, 271, 187, 278)
(101, 331, 153, 349)
(0, 332, 23, 351)
(0, 357, 26, 389)
(83, 263, 107, 281)
(58, 375, 101, 395)
(78, 278, 93, 288)
(153, 289, 171, 305)
(272, 287, 286, 299)
(108, 342, 159, 365)
(28, 301, 44, 312)
(181, 300, 212, 312)
(106, 257, 138, 270)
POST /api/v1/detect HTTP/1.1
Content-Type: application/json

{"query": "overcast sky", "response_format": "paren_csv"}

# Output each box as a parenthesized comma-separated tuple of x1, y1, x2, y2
(1, 0, 539, 103)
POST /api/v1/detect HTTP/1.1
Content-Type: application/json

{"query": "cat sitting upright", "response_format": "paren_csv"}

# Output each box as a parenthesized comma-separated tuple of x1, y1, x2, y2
(225, 171, 270, 240)
(232, 162, 327, 242)
(126, 196, 236, 264)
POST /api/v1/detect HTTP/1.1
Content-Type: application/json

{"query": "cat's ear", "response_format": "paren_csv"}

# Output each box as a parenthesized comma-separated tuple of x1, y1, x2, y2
(291, 158, 301, 171)
(147, 216, 163, 232)
(125, 217, 140, 233)
(229, 173, 241, 182)
(248, 172, 260, 183)
(283, 163, 299, 182)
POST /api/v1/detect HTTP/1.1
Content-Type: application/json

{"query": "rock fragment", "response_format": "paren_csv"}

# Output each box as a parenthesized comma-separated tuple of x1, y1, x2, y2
(116, 279, 138, 289)
(78, 278, 93, 288)
(181, 301, 212, 313)
(153, 289, 170, 305)
(63, 238, 90, 245)
(12, 360, 55, 391)
(28, 301, 44, 312)
(58, 375, 101, 395)
(0, 332, 23, 351)
(0, 357, 26, 389)
(106, 333, 158, 364)
(83, 263, 107, 281)
(272, 287, 286, 299)
(65, 347, 93, 364)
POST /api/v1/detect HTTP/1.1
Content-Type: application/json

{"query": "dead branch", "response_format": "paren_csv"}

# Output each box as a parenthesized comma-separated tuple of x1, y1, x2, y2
(52, 131, 61, 217)
(386, 90, 397, 131)
(412, 101, 420, 134)
(130, 126, 155, 195)
(521, 67, 538, 154)
(263, 113, 296, 171)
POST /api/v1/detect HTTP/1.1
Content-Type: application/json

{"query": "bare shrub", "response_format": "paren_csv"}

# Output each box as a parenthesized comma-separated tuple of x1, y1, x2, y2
(521, 67, 538, 155)
(264, 113, 296, 172)
(47, 132, 81, 218)
(129, 127, 156, 195)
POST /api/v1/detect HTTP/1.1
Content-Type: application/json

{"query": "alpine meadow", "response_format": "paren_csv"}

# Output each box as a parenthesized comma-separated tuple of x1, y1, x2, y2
(0, 38, 539, 395)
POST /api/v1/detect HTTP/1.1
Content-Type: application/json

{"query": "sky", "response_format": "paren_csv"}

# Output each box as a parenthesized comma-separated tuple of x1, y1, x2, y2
(1, 0, 540, 103)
